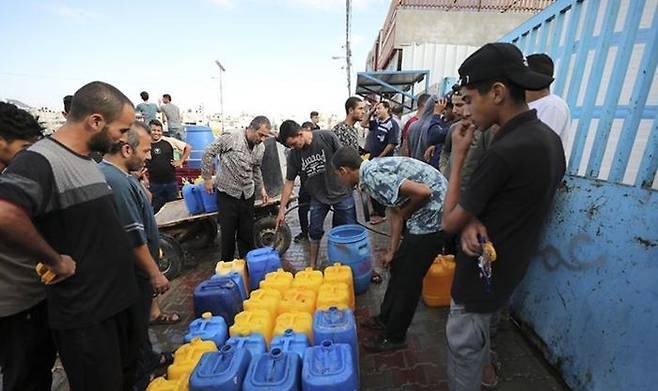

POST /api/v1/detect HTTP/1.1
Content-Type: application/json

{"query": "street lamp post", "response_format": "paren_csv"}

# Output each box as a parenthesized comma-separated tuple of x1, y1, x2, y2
(214, 60, 226, 131)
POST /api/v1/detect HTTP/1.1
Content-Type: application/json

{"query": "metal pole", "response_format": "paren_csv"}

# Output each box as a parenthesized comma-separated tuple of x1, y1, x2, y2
(346, 0, 352, 96)
(219, 69, 224, 131)
(214, 60, 226, 132)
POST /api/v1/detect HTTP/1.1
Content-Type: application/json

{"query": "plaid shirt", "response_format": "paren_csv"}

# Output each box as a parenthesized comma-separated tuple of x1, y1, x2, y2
(201, 130, 265, 199)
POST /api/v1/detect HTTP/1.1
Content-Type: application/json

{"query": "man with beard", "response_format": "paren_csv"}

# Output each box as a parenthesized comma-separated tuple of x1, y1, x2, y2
(202, 116, 271, 262)
(332, 96, 365, 152)
(99, 122, 171, 389)
(0, 81, 141, 391)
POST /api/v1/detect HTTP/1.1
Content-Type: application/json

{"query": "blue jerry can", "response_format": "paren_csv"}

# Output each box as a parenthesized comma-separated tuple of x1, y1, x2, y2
(302, 340, 357, 391)
(189, 345, 251, 391)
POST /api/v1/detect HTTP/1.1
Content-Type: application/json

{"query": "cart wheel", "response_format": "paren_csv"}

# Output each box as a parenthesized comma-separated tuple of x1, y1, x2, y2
(159, 233, 184, 280)
(253, 216, 292, 254)
(180, 219, 218, 250)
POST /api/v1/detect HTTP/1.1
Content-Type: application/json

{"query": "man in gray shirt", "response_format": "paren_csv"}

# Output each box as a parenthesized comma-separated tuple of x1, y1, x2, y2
(201, 116, 271, 262)
(159, 94, 184, 140)
(276, 120, 357, 269)
(0, 102, 55, 391)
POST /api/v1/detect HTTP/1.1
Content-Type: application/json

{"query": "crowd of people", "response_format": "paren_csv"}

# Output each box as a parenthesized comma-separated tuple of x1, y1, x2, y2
(0, 42, 570, 391)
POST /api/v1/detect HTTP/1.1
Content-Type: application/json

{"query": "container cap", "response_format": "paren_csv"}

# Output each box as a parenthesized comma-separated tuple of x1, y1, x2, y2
(202, 312, 212, 320)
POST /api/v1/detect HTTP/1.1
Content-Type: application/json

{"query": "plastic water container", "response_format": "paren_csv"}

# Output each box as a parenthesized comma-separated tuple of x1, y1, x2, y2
(211, 272, 248, 301)
(183, 183, 204, 215)
(316, 283, 352, 311)
(274, 311, 313, 343)
(189, 345, 251, 391)
(225, 334, 267, 358)
(197, 183, 218, 213)
(193, 279, 243, 325)
(270, 329, 309, 361)
(422, 254, 455, 307)
(185, 125, 215, 169)
(327, 225, 372, 295)
(322, 263, 355, 308)
(229, 310, 273, 345)
(312, 306, 358, 381)
(215, 259, 250, 295)
(292, 267, 323, 293)
(302, 340, 357, 391)
(246, 248, 282, 291)
(243, 288, 281, 318)
(243, 348, 302, 391)
(184, 312, 228, 347)
(278, 288, 316, 316)
(147, 376, 189, 391)
(259, 268, 293, 295)
(168, 338, 218, 380)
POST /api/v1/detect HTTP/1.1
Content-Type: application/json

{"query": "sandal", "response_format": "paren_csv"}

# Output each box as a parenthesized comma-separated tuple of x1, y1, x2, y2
(370, 271, 383, 284)
(149, 312, 181, 326)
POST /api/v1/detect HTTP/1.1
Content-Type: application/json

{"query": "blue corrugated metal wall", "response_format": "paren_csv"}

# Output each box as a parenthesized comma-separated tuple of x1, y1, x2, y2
(499, 0, 658, 389)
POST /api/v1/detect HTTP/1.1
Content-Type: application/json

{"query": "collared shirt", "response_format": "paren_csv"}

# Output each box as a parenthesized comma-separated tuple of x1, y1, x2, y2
(332, 121, 360, 151)
(453, 109, 565, 313)
(201, 130, 265, 199)
(359, 157, 447, 234)
(366, 117, 399, 157)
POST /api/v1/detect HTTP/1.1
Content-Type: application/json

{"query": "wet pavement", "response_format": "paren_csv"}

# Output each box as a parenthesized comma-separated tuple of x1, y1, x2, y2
(48, 198, 569, 390)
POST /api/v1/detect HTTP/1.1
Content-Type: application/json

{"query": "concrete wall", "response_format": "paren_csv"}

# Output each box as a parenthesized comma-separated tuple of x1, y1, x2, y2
(395, 9, 532, 47)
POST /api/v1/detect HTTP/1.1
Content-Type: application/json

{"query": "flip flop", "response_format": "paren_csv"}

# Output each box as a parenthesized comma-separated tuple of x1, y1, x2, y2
(149, 312, 181, 326)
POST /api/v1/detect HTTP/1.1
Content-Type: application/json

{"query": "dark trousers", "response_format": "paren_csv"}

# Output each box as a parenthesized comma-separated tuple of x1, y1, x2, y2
(150, 182, 178, 214)
(378, 231, 445, 341)
(134, 277, 159, 391)
(297, 184, 311, 236)
(53, 306, 141, 391)
(370, 197, 386, 217)
(0, 300, 56, 391)
(218, 191, 255, 262)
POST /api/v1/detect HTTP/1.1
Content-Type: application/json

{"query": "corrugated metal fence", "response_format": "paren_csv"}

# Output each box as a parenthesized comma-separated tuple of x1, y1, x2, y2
(498, 1, 658, 390)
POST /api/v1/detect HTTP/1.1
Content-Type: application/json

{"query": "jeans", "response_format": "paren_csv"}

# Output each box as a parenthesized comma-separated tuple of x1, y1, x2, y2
(446, 300, 494, 391)
(150, 182, 178, 214)
(377, 231, 444, 341)
(217, 191, 255, 262)
(308, 195, 357, 241)
(0, 300, 56, 391)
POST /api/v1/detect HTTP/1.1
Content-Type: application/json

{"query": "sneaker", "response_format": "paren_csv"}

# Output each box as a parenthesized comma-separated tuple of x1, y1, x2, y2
(358, 316, 386, 331)
(293, 232, 308, 243)
(361, 334, 407, 353)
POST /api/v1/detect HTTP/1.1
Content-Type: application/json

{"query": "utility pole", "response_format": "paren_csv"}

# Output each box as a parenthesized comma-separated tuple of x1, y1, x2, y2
(214, 60, 226, 131)
(345, 0, 352, 96)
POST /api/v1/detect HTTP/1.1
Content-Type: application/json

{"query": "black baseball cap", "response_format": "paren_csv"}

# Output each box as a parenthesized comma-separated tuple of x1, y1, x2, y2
(526, 53, 555, 77)
(458, 43, 553, 91)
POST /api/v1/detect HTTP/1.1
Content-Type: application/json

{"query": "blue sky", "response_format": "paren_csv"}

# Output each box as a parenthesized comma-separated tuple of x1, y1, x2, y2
(0, 0, 390, 119)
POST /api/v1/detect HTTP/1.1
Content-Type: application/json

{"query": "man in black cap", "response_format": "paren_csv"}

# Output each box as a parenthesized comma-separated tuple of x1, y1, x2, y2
(526, 53, 571, 146)
(441, 42, 565, 390)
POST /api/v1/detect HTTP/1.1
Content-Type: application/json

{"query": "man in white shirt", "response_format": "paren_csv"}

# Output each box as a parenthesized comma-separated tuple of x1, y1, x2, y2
(526, 53, 571, 147)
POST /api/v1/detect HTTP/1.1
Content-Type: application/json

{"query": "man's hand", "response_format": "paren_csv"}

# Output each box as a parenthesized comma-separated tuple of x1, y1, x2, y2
(261, 188, 270, 205)
(48, 255, 76, 284)
(451, 120, 476, 155)
(171, 159, 184, 168)
(434, 98, 448, 115)
(382, 249, 395, 269)
(204, 179, 214, 194)
(423, 145, 436, 162)
(275, 209, 286, 230)
(460, 218, 489, 257)
(150, 272, 170, 294)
